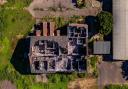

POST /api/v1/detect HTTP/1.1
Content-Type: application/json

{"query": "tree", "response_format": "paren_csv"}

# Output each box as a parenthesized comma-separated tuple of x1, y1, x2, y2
(77, 0, 86, 8)
(97, 11, 113, 36)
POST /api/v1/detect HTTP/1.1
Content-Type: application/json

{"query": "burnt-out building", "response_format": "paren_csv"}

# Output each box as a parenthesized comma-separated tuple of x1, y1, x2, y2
(29, 23, 88, 73)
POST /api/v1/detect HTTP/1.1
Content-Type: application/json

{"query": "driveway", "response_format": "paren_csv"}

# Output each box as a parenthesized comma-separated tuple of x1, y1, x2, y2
(98, 61, 127, 89)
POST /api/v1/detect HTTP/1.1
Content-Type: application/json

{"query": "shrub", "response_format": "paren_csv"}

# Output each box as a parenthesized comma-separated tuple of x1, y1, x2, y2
(104, 84, 128, 89)
(97, 11, 113, 36)
(77, 73, 87, 78)
(90, 56, 98, 68)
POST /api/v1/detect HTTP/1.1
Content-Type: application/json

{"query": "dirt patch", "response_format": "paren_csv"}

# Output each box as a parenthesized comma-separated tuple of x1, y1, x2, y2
(0, 80, 16, 89)
(68, 78, 98, 89)
(35, 74, 48, 83)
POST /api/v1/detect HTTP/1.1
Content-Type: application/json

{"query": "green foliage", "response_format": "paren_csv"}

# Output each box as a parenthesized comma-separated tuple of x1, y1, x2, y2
(90, 56, 98, 68)
(77, 73, 87, 78)
(47, 74, 70, 83)
(77, 0, 86, 8)
(0, 2, 35, 89)
(97, 11, 113, 36)
(104, 84, 128, 89)
(55, 17, 66, 28)
(0, 65, 35, 89)
(0, 8, 7, 34)
(31, 82, 68, 89)
(47, 72, 87, 84)
(0, 37, 10, 55)
(48, 74, 60, 83)
(0, 8, 35, 71)
(45, 72, 87, 89)
(0, 7, 35, 40)
(0, 37, 11, 69)
(7, 0, 32, 7)
(89, 56, 99, 77)
(93, 69, 98, 78)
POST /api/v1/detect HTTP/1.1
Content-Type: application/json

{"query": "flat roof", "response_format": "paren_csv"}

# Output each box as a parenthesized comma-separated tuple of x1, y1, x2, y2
(93, 41, 111, 54)
(113, 0, 128, 60)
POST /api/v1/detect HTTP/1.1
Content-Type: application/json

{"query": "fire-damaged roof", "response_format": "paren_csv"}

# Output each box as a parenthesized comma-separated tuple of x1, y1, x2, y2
(28, 23, 88, 73)
(30, 36, 68, 50)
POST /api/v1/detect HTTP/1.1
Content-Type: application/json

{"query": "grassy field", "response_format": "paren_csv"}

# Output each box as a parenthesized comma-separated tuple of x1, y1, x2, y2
(0, 1, 88, 89)
(0, 1, 35, 89)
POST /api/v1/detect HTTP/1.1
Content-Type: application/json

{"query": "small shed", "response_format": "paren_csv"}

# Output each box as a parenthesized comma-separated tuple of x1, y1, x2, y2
(93, 41, 111, 54)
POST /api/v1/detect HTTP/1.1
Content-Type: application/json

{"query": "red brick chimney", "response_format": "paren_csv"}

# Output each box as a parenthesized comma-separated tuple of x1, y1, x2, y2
(43, 22, 48, 36)
(50, 22, 55, 36)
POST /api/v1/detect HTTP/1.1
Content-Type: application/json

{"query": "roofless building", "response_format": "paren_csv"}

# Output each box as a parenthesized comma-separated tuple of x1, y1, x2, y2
(113, 0, 128, 60)
(29, 23, 88, 73)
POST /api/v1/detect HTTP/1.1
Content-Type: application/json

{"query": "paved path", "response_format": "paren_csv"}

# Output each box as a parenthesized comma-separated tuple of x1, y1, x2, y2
(98, 61, 127, 89)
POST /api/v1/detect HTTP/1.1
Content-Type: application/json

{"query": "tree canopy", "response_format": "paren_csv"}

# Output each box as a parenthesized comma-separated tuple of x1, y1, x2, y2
(97, 11, 113, 36)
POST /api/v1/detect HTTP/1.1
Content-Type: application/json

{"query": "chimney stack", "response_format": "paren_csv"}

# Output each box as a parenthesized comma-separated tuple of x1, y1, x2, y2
(57, 30, 60, 36)
(50, 22, 55, 36)
(43, 22, 48, 36)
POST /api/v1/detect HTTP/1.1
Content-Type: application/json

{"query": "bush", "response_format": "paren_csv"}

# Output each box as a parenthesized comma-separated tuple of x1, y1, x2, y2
(7, 0, 32, 7)
(60, 75, 68, 82)
(77, 0, 86, 8)
(47, 74, 61, 83)
(93, 69, 98, 78)
(104, 84, 128, 89)
(97, 11, 113, 36)
(89, 56, 99, 77)
(77, 73, 87, 78)
(90, 56, 98, 68)
(0, 3, 35, 89)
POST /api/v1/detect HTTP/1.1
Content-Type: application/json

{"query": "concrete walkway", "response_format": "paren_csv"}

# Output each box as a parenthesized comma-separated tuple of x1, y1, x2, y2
(98, 61, 127, 89)
(27, 0, 101, 18)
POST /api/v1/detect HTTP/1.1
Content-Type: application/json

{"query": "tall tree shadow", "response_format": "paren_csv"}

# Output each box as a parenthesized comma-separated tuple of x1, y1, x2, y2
(121, 61, 128, 80)
(10, 38, 31, 74)
(56, 24, 68, 36)
(85, 16, 99, 38)
(97, 0, 112, 13)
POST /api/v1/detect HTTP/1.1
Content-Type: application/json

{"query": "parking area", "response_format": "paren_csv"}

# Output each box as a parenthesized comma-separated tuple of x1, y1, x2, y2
(98, 61, 127, 89)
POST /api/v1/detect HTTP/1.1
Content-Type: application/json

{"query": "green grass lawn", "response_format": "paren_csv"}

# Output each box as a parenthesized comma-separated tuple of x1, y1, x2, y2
(0, 7, 35, 69)
(0, 1, 36, 89)
(31, 82, 68, 89)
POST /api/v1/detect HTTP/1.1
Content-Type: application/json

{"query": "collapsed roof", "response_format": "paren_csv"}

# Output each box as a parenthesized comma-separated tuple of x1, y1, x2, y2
(28, 23, 88, 73)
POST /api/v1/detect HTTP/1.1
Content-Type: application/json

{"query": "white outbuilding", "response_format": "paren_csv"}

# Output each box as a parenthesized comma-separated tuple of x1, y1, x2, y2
(113, 0, 128, 60)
